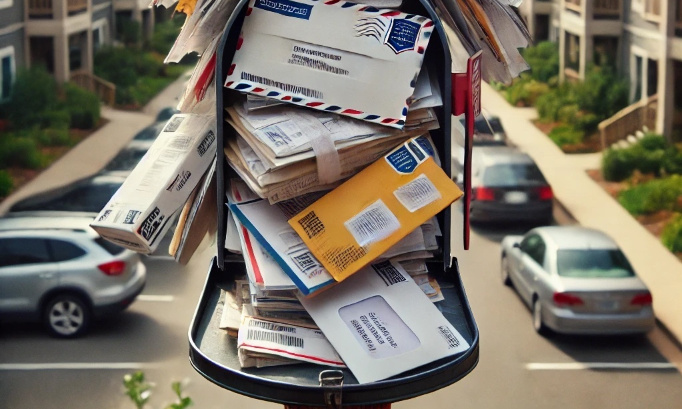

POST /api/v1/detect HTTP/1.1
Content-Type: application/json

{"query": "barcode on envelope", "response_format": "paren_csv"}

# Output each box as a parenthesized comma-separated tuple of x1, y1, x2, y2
(138, 150, 182, 190)
(246, 329, 304, 348)
(394, 174, 441, 212)
(240, 72, 324, 99)
(371, 260, 407, 286)
(344, 200, 400, 247)
(248, 320, 297, 334)
(437, 325, 460, 349)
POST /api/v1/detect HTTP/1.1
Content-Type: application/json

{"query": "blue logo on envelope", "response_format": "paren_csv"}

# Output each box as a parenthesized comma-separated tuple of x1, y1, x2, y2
(255, 0, 313, 20)
(384, 18, 420, 54)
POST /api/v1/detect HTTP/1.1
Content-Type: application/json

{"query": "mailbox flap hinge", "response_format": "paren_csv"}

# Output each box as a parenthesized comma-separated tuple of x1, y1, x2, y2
(319, 369, 344, 409)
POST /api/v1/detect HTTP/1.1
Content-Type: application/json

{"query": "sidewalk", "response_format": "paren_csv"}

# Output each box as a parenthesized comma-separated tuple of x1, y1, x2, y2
(480, 82, 682, 347)
(0, 75, 187, 216)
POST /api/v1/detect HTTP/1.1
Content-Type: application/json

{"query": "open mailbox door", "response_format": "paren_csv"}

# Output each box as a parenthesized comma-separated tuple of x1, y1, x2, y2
(188, 0, 480, 405)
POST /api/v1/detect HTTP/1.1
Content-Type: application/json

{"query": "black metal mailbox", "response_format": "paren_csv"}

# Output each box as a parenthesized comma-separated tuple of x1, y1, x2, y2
(188, 0, 480, 405)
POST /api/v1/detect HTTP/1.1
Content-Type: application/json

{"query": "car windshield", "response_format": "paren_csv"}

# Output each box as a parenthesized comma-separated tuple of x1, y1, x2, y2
(556, 249, 636, 278)
(104, 149, 147, 172)
(482, 164, 547, 186)
(133, 125, 162, 141)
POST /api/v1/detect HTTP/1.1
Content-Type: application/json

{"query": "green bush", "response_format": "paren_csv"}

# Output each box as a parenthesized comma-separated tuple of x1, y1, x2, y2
(548, 124, 583, 147)
(3, 66, 59, 129)
(149, 16, 184, 55)
(0, 170, 12, 197)
(521, 41, 560, 83)
(42, 109, 71, 130)
(662, 213, 682, 253)
(536, 83, 576, 122)
(38, 128, 72, 147)
(63, 83, 101, 129)
(117, 17, 141, 46)
(0, 134, 44, 169)
(618, 175, 682, 215)
(575, 65, 629, 119)
(601, 134, 677, 181)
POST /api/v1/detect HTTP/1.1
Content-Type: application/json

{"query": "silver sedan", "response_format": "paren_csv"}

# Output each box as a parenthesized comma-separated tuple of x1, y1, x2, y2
(500, 226, 655, 336)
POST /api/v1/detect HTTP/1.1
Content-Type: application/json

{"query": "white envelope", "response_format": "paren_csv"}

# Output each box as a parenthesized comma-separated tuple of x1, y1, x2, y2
(298, 260, 469, 383)
(224, 0, 435, 128)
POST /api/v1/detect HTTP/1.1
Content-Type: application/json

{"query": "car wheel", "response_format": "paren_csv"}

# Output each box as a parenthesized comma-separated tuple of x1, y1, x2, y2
(500, 255, 511, 286)
(43, 294, 91, 338)
(532, 297, 550, 336)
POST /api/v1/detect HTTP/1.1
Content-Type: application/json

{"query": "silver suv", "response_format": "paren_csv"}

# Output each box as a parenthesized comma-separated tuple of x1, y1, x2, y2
(0, 215, 146, 338)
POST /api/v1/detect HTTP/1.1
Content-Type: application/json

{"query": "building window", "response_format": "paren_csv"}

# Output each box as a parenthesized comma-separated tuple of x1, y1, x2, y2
(565, 33, 581, 73)
(633, 55, 643, 101)
(0, 46, 15, 101)
(647, 58, 658, 97)
(92, 19, 108, 53)
(594, 36, 618, 68)
(534, 15, 550, 42)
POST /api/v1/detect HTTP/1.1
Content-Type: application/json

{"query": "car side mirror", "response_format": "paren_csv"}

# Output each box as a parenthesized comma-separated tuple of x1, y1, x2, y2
(513, 242, 520, 249)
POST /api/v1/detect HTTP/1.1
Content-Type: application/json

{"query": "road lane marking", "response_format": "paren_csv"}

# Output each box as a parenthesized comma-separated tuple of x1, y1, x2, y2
(0, 362, 156, 371)
(526, 362, 677, 371)
(137, 295, 174, 302)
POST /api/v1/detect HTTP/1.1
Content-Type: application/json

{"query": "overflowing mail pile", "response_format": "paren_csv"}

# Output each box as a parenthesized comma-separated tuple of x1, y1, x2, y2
(148, 0, 530, 383)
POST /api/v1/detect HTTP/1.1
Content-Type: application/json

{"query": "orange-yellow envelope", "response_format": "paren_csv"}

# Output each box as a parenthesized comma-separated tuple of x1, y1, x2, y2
(288, 135, 463, 283)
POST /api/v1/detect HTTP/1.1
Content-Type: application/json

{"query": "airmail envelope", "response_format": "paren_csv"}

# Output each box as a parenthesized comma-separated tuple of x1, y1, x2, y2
(224, 0, 435, 128)
(288, 135, 463, 282)
(298, 260, 469, 383)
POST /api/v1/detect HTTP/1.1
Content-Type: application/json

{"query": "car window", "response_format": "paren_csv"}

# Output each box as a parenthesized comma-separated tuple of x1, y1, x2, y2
(104, 149, 147, 172)
(94, 238, 126, 255)
(557, 249, 636, 278)
(488, 117, 504, 133)
(0, 238, 51, 267)
(42, 183, 121, 213)
(482, 164, 547, 186)
(520, 234, 546, 266)
(48, 239, 87, 262)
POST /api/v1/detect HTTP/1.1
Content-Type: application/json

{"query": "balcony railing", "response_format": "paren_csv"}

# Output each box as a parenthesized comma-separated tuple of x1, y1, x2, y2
(565, 0, 581, 13)
(28, 0, 88, 17)
(644, 0, 662, 22)
(594, 0, 621, 18)
(599, 95, 658, 150)
(70, 70, 116, 106)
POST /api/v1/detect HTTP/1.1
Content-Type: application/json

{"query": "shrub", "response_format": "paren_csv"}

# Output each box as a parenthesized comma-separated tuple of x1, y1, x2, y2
(63, 83, 101, 129)
(575, 65, 629, 119)
(42, 110, 71, 130)
(0, 134, 44, 169)
(3, 66, 59, 129)
(662, 214, 682, 253)
(0, 170, 12, 197)
(117, 17, 141, 46)
(618, 175, 682, 215)
(521, 41, 560, 83)
(149, 16, 184, 55)
(548, 124, 583, 147)
(535, 83, 576, 122)
(601, 134, 676, 181)
(38, 128, 72, 147)
(602, 148, 636, 181)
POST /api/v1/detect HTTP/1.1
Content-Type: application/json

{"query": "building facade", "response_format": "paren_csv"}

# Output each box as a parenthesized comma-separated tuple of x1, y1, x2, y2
(0, 0, 156, 103)
(518, 0, 682, 141)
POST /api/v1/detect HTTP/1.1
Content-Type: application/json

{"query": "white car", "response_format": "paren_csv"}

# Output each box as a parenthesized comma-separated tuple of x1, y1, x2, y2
(500, 226, 655, 336)
(0, 216, 146, 338)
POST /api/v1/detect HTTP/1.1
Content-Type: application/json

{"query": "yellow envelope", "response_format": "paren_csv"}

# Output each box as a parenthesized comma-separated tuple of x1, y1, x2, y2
(288, 135, 463, 282)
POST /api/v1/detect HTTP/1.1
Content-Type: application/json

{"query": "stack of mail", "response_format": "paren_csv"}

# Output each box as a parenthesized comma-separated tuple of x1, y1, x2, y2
(150, 0, 534, 383)
(223, 92, 440, 203)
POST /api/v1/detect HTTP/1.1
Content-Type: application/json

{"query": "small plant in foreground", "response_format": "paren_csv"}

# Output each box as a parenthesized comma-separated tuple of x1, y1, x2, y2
(123, 371, 192, 409)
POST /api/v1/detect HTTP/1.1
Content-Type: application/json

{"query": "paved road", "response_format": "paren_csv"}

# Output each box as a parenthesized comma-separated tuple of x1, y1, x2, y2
(2, 202, 682, 409)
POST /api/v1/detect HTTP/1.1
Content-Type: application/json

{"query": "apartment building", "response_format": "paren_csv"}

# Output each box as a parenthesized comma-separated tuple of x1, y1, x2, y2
(0, 0, 157, 104)
(518, 0, 682, 141)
